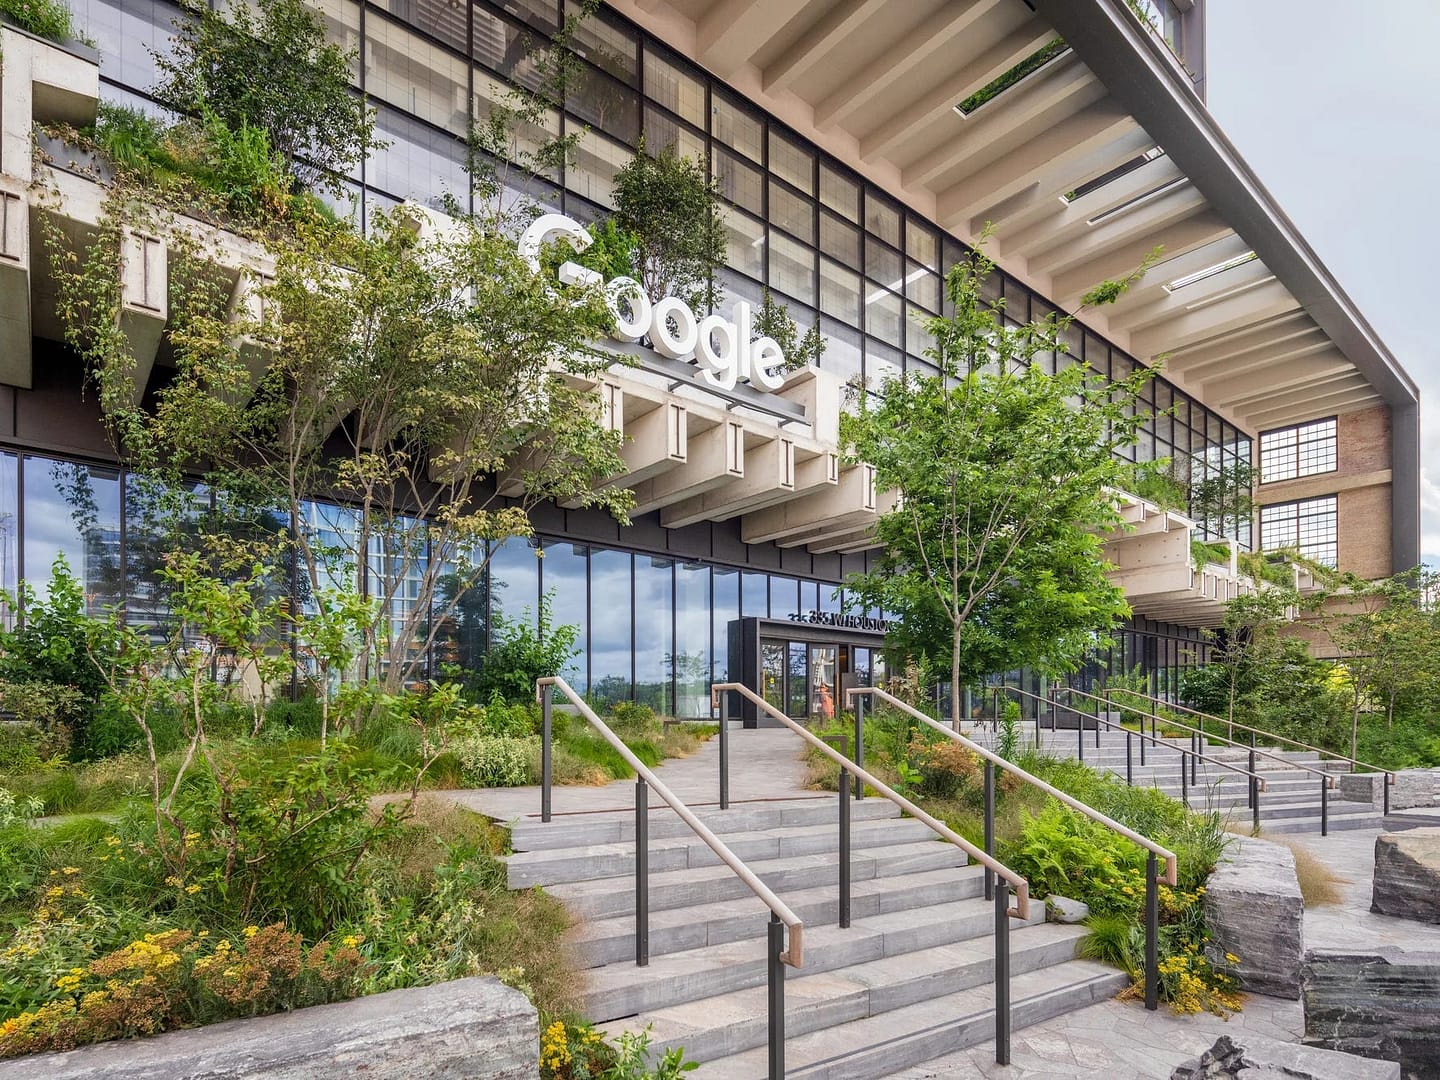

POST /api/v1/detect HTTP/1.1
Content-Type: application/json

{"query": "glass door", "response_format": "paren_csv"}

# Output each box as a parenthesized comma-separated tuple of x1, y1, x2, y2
(787, 642, 808, 717)
(761, 639, 786, 712)
(809, 644, 837, 720)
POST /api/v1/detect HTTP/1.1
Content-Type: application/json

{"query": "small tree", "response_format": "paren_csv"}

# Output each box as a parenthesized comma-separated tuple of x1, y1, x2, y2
(842, 244, 1155, 728)
(1202, 588, 1296, 738)
(152, 0, 371, 192)
(754, 289, 825, 372)
(611, 141, 725, 307)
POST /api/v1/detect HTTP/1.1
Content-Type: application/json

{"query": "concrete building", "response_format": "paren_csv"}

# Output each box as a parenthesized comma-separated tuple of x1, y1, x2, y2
(0, 0, 1419, 719)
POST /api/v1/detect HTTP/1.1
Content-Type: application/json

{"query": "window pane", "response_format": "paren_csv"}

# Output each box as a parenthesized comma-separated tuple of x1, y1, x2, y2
(905, 260, 941, 311)
(721, 206, 765, 278)
(634, 556, 674, 713)
(568, 67, 639, 144)
(489, 536, 540, 632)
(866, 286, 902, 346)
(866, 235, 902, 287)
(820, 257, 861, 323)
(769, 129, 814, 194)
(820, 317, 862, 380)
(820, 211, 861, 267)
(865, 190, 901, 247)
(712, 566, 739, 689)
(543, 540, 589, 692)
(906, 219, 939, 270)
(364, 16, 469, 136)
(473, 4, 546, 89)
(742, 570, 769, 617)
(589, 548, 632, 706)
(769, 232, 816, 307)
(768, 179, 814, 244)
(675, 562, 710, 718)
(714, 146, 763, 215)
(22, 459, 121, 612)
(712, 90, 762, 162)
(643, 105, 705, 159)
(566, 126, 632, 208)
(644, 49, 705, 128)
(770, 575, 799, 620)
(566, 1, 637, 85)
(819, 163, 859, 221)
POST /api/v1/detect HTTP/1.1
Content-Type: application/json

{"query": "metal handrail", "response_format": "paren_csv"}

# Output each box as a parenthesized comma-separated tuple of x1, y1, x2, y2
(535, 677, 804, 966)
(1011, 685, 1269, 789)
(1105, 687, 1397, 785)
(714, 680, 1029, 1067)
(1066, 686, 1336, 786)
(853, 687, 1179, 886)
(851, 685, 1176, 1013)
(713, 682, 1030, 919)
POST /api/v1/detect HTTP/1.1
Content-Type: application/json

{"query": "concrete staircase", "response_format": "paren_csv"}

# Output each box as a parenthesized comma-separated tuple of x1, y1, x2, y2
(993, 725, 1385, 835)
(505, 797, 1128, 1078)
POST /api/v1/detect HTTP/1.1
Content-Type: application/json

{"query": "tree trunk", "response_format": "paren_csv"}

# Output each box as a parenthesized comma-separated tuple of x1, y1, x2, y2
(951, 631, 963, 732)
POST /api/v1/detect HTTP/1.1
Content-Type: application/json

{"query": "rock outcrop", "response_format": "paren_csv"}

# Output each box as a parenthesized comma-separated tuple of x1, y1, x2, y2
(1303, 947, 1440, 1080)
(1339, 771, 1435, 812)
(1371, 828, 1440, 923)
(1202, 835, 1304, 998)
(1171, 1033, 1399, 1079)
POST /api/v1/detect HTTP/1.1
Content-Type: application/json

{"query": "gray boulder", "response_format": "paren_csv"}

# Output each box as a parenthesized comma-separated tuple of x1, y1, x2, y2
(1202, 835, 1304, 998)
(1371, 828, 1440, 923)
(1340, 771, 1435, 812)
(1170, 1033, 1399, 1079)
(1304, 947, 1440, 1080)
(1046, 894, 1090, 923)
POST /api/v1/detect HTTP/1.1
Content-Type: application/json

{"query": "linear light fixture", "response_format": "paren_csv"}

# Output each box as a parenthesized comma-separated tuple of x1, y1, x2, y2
(1084, 176, 1187, 226)
(1164, 251, 1258, 293)
(1061, 146, 1165, 205)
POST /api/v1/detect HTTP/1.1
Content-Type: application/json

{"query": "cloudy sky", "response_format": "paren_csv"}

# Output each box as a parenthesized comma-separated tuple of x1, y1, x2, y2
(1205, 1, 1437, 569)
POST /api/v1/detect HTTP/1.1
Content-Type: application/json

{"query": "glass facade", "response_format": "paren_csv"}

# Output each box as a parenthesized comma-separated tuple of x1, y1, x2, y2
(1259, 418, 1337, 484)
(1260, 496, 1339, 567)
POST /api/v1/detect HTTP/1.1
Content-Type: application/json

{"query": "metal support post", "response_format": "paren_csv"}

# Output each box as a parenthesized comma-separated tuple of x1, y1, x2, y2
(1190, 734, 1199, 785)
(1140, 727, 1146, 766)
(1144, 852, 1159, 1011)
(994, 879, 1011, 1065)
(1321, 777, 1329, 837)
(854, 696, 865, 801)
(767, 914, 785, 1080)
(635, 779, 649, 966)
(1078, 714, 1084, 762)
(1180, 751, 1188, 807)
(1248, 750, 1257, 808)
(1384, 774, 1391, 816)
(719, 691, 730, 811)
(541, 693, 553, 823)
(983, 761, 995, 902)
(1126, 731, 1133, 786)
(838, 736, 851, 928)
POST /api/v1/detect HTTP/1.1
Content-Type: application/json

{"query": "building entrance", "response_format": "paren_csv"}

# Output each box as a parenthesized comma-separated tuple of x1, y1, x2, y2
(735, 616, 887, 726)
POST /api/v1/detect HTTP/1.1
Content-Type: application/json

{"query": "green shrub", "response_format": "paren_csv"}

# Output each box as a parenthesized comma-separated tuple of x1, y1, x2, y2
(609, 700, 656, 732)
(265, 697, 323, 738)
(1004, 803, 1147, 916)
(452, 735, 537, 788)
(473, 595, 579, 705)
(478, 694, 540, 739)
(0, 0, 75, 42)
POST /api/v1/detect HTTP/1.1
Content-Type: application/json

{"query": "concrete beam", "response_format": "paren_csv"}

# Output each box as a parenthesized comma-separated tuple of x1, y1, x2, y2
(696, 0, 810, 77)
(0, 187, 31, 388)
(814, 0, 1006, 130)
(1049, 207, 1230, 303)
(611, 400, 687, 487)
(629, 418, 746, 516)
(662, 444, 840, 529)
(741, 463, 876, 545)
(761, 0, 888, 94)
(119, 228, 167, 407)
(1130, 278, 1301, 360)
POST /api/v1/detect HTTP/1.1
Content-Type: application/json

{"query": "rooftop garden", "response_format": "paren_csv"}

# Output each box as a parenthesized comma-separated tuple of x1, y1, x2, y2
(0, 0, 78, 45)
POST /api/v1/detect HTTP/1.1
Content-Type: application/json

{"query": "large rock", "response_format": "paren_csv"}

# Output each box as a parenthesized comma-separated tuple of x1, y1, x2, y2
(1303, 947, 1440, 1080)
(1339, 771, 1435, 812)
(1202, 835, 1304, 998)
(1170, 1032, 1399, 1079)
(0, 976, 537, 1079)
(1371, 828, 1440, 923)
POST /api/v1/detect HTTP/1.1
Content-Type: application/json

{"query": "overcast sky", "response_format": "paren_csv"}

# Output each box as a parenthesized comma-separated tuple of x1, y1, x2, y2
(1204, 1, 1438, 570)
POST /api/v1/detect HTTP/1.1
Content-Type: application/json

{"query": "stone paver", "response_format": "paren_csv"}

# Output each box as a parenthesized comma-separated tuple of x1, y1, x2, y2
(437, 726, 815, 822)
(1290, 828, 1440, 951)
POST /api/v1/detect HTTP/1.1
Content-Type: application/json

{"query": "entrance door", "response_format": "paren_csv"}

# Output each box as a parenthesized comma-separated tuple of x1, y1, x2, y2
(761, 639, 786, 712)
(809, 644, 837, 721)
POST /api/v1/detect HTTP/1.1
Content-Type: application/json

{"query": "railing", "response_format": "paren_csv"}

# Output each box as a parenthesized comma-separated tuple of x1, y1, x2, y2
(1001, 685, 1274, 834)
(848, 686, 1177, 1013)
(536, 677, 802, 1079)
(712, 682, 1028, 1067)
(1059, 685, 1345, 837)
(1104, 687, 1398, 816)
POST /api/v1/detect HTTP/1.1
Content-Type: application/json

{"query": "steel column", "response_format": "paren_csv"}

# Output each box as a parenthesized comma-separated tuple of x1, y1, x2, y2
(1321, 776, 1329, 837)
(1126, 731, 1133, 786)
(1144, 852, 1159, 1011)
(983, 761, 995, 902)
(1180, 751, 1188, 807)
(1384, 773, 1391, 816)
(635, 778, 649, 966)
(994, 880, 1011, 1065)
(838, 735, 852, 928)
(767, 914, 785, 1080)
(854, 696, 865, 801)
(541, 693, 553, 823)
(719, 691, 730, 810)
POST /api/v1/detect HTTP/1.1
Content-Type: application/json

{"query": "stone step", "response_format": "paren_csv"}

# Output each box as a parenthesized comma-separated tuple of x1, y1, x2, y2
(549, 839, 969, 920)
(509, 797, 899, 852)
(697, 960, 1129, 1079)
(600, 921, 1087, 1064)
(506, 816, 937, 888)
(581, 893, 1040, 1021)
(1257, 809, 1386, 834)
(570, 864, 987, 967)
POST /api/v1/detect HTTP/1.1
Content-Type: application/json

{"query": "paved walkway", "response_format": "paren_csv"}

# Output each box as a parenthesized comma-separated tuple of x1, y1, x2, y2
(436, 726, 817, 822)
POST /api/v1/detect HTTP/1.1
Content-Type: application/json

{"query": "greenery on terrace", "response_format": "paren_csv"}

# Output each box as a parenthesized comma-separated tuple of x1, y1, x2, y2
(0, 0, 78, 45)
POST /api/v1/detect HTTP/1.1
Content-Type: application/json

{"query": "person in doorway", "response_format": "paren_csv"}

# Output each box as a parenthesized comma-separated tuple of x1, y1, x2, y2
(815, 680, 834, 720)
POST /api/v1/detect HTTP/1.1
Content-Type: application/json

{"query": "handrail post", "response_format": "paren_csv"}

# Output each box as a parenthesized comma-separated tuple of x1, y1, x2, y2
(1077, 710, 1084, 762)
(1139, 723, 1146, 766)
(839, 737, 852, 929)
(1126, 730, 1133, 786)
(1098, 690, 1106, 749)
(1248, 749, 1257, 809)
(719, 690, 730, 811)
(854, 695, 865, 801)
(983, 761, 995, 903)
(1050, 687, 1058, 731)
(636, 777, 649, 967)
(1320, 776, 1328, 837)
(1180, 750, 1188, 807)
(541, 691, 553, 823)
(1144, 852, 1159, 1011)
(1190, 733, 1199, 785)
(1384, 773, 1391, 816)
(768, 914, 785, 1080)
(994, 877, 1011, 1065)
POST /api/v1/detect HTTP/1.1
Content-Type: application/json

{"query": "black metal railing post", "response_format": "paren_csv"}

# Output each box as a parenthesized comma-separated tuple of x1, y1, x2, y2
(719, 691, 730, 811)
(1144, 852, 1159, 1011)
(983, 761, 995, 902)
(1248, 749, 1257, 808)
(994, 879, 1012, 1065)
(1077, 712, 1084, 762)
(1126, 730, 1133, 786)
(1384, 773, 1391, 816)
(1097, 691, 1104, 749)
(635, 778, 649, 966)
(854, 695, 865, 801)
(768, 914, 785, 1080)
(1180, 750, 1188, 807)
(1320, 776, 1329, 837)
(541, 692, 553, 823)
(1190, 733, 1199, 785)
(1050, 688, 1058, 731)
(1140, 724, 1146, 766)
(838, 736, 852, 928)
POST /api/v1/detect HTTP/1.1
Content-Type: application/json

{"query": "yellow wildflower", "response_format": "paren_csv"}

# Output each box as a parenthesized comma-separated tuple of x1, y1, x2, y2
(242, 926, 259, 938)
(341, 935, 361, 948)
(186, 884, 201, 895)
(165, 876, 183, 888)
(60, 867, 79, 876)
